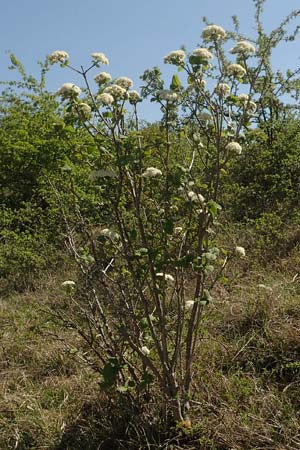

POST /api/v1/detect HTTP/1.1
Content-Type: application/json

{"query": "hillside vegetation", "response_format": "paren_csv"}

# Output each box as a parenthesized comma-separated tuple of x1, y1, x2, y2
(1, 1, 300, 448)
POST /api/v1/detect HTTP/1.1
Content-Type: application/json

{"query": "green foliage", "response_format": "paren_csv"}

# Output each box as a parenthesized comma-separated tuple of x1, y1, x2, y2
(229, 119, 300, 221)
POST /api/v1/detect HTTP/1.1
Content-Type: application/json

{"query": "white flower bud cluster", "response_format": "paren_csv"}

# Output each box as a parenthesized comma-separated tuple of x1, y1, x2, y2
(201, 25, 226, 41)
(187, 191, 205, 204)
(141, 167, 162, 178)
(62, 280, 76, 288)
(185, 300, 195, 310)
(157, 90, 178, 102)
(78, 103, 91, 115)
(230, 40, 256, 56)
(141, 346, 150, 356)
(235, 246, 246, 257)
(56, 83, 81, 97)
(215, 83, 231, 97)
(115, 77, 133, 89)
(156, 273, 175, 282)
(99, 228, 120, 240)
(103, 84, 128, 99)
(226, 142, 242, 155)
(94, 72, 112, 84)
(238, 94, 257, 113)
(128, 90, 142, 104)
(227, 63, 246, 78)
(164, 50, 186, 65)
(49, 50, 69, 64)
(97, 92, 114, 105)
(192, 47, 213, 60)
(91, 52, 109, 65)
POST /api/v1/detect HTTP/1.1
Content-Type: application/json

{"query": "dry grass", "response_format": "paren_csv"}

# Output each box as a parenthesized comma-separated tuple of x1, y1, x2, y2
(0, 259, 299, 449)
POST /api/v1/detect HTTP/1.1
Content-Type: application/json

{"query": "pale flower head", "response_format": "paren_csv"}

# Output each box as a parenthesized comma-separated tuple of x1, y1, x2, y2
(99, 228, 120, 240)
(56, 83, 81, 97)
(49, 50, 69, 64)
(94, 72, 112, 84)
(202, 25, 226, 41)
(141, 346, 150, 356)
(227, 63, 246, 78)
(97, 92, 114, 105)
(164, 49, 186, 65)
(247, 101, 257, 113)
(191, 47, 213, 60)
(103, 84, 128, 99)
(174, 226, 183, 235)
(238, 93, 249, 102)
(187, 191, 205, 204)
(115, 76, 133, 89)
(215, 83, 231, 97)
(185, 300, 195, 310)
(128, 90, 142, 104)
(78, 102, 91, 116)
(157, 90, 178, 102)
(230, 40, 256, 56)
(235, 246, 246, 257)
(62, 280, 76, 287)
(226, 141, 242, 155)
(195, 78, 206, 88)
(91, 52, 109, 65)
(141, 167, 162, 178)
(156, 273, 175, 283)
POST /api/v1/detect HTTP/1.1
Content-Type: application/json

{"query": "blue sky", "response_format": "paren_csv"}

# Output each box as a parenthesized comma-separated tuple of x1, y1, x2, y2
(1, 0, 300, 121)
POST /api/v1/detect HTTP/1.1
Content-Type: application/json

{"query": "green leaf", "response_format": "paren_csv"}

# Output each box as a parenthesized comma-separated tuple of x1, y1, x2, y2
(163, 218, 174, 234)
(170, 74, 181, 90)
(140, 371, 154, 390)
(100, 358, 122, 389)
(207, 200, 222, 219)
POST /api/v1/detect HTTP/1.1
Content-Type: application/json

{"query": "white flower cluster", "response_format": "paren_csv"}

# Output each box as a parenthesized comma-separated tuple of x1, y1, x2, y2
(115, 77, 133, 89)
(91, 52, 109, 65)
(97, 92, 114, 105)
(99, 228, 120, 240)
(226, 141, 242, 155)
(94, 72, 112, 84)
(156, 273, 175, 282)
(56, 83, 81, 97)
(227, 63, 246, 78)
(103, 84, 128, 99)
(192, 47, 213, 60)
(202, 24, 226, 41)
(195, 78, 206, 88)
(62, 280, 76, 288)
(187, 191, 205, 204)
(128, 90, 142, 104)
(230, 40, 256, 56)
(238, 94, 257, 113)
(235, 246, 246, 257)
(174, 226, 183, 235)
(157, 90, 178, 102)
(164, 49, 186, 65)
(141, 167, 162, 178)
(141, 346, 150, 356)
(192, 133, 203, 146)
(78, 103, 91, 115)
(215, 83, 231, 97)
(49, 50, 69, 64)
(185, 300, 195, 310)
(238, 93, 249, 102)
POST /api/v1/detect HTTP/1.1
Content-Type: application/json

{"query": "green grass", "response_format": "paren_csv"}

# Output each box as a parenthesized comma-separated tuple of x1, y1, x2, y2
(0, 258, 299, 449)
